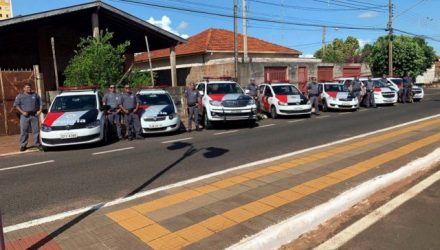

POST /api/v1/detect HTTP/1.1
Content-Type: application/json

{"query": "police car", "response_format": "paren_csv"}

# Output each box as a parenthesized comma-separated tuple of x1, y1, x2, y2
(41, 86, 108, 147)
(318, 82, 358, 111)
(258, 82, 311, 118)
(196, 76, 257, 129)
(137, 88, 181, 134)
(370, 78, 398, 105)
(385, 77, 424, 102)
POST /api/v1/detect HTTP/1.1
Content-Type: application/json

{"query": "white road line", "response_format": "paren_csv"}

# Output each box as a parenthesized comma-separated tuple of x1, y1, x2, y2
(316, 115, 330, 118)
(92, 147, 134, 155)
(4, 114, 440, 233)
(214, 130, 239, 135)
(161, 137, 193, 144)
(0, 160, 55, 172)
(288, 119, 305, 123)
(315, 170, 440, 250)
(257, 124, 275, 128)
(0, 151, 30, 157)
(359, 109, 368, 112)
(338, 112, 352, 115)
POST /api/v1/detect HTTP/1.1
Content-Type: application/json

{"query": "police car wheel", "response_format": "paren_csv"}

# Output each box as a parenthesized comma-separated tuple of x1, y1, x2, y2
(270, 106, 278, 119)
(322, 100, 328, 112)
(204, 112, 213, 129)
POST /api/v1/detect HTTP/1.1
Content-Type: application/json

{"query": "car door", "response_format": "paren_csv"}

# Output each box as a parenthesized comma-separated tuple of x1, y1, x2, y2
(262, 85, 273, 112)
(258, 85, 266, 111)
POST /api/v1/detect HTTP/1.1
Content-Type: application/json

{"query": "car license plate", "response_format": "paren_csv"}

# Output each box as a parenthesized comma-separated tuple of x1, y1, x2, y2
(149, 124, 163, 128)
(60, 133, 78, 139)
(292, 106, 302, 110)
(342, 102, 351, 105)
(384, 99, 393, 102)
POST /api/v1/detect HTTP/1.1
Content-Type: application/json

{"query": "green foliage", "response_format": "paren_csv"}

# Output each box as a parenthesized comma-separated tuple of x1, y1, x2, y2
(64, 30, 130, 88)
(314, 36, 363, 63)
(126, 69, 155, 87)
(368, 35, 436, 77)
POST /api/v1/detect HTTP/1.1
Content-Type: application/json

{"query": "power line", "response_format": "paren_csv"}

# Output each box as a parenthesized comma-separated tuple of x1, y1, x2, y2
(249, 0, 382, 12)
(307, 0, 386, 11)
(394, 0, 426, 19)
(112, 0, 386, 31)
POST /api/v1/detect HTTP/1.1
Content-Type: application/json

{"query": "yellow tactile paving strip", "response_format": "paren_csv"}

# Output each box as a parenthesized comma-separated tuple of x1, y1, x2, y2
(107, 118, 440, 249)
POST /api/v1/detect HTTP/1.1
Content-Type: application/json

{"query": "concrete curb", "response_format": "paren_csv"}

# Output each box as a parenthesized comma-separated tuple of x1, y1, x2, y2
(227, 147, 440, 250)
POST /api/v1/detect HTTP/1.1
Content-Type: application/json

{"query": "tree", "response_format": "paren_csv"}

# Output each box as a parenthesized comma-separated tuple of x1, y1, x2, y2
(126, 69, 156, 87)
(368, 35, 436, 77)
(64, 30, 130, 88)
(314, 36, 363, 63)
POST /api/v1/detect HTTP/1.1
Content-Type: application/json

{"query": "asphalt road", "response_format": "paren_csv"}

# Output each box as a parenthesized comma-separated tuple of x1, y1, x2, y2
(341, 175, 440, 250)
(1, 89, 439, 226)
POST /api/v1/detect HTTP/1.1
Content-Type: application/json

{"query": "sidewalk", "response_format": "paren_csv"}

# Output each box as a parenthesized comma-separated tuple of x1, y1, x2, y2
(0, 134, 22, 156)
(4, 117, 440, 250)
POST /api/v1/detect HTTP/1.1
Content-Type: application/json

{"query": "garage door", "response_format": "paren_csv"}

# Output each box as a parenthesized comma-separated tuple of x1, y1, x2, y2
(343, 66, 361, 77)
(297, 66, 308, 93)
(317, 66, 334, 82)
(264, 67, 287, 82)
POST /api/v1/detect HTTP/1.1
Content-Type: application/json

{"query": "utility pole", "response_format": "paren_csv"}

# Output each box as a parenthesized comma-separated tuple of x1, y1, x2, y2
(388, 0, 393, 76)
(322, 26, 327, 57)
(242, 0, 248, 63)
(233, 0, 238, 79)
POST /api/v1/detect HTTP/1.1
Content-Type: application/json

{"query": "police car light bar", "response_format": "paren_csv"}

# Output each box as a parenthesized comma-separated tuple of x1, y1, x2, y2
(59, 85, 98, 92)
(203, 76, 233, 80)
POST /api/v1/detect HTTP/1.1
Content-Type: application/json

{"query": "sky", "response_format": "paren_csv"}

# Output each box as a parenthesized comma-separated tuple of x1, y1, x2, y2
(10, 0, 440, 57)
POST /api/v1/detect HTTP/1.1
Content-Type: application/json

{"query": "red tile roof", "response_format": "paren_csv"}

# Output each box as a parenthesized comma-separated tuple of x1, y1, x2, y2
(135, 28, 301, 62)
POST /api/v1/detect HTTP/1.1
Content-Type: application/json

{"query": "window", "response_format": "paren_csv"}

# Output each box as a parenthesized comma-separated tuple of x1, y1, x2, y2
(264, 86, 273, 97)
(259, 85, 265, 95)
(197, 83, 205, 94)
(50, 95, 97, 112)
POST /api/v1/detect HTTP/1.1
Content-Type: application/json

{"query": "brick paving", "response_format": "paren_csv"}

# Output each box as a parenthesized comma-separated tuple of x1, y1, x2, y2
(3, 117, 440, 250)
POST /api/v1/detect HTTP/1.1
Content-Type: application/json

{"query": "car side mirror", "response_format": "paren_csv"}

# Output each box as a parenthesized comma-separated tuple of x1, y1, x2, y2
(245, 89, 250, 94)
(100, 105, 111, 111)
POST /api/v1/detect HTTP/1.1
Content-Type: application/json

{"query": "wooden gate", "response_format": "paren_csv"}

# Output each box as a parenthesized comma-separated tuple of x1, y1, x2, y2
(264, 67, 287, 82)
(0, 69, 37, 135)
(297, 66, 308, 93)
(317, 66, 334, 82)
(342, 66, 361, 77)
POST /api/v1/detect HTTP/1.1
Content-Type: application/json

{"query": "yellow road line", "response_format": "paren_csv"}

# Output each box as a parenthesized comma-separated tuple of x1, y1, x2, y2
(107, 131, 440, 249)
(109, 118, 440, 217)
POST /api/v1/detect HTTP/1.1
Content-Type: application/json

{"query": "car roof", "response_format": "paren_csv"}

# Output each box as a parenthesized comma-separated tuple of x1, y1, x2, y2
(137, 89, 168, 94)
(57, 90, 97, 96)
(263, 83, 291, 86)
(198, 80, 238, 84)
(319, 82, 342, 85)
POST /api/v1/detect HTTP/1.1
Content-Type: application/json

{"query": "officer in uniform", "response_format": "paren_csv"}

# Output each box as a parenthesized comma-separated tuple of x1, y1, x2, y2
(13, 83, 42, 151)
(364, 76, 376, 108)
(351, 76, 363, 106)
(184, 82, 201, 132)
(246, 78, 259, 111)
(402, 75, 413, 103)
(119, 84, 143, 140)
(103, 84, 122, 140)
(307, 77, 320, 115)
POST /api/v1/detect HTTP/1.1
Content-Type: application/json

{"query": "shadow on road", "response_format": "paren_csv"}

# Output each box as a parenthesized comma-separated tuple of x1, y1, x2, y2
(28, 141, 228, 249)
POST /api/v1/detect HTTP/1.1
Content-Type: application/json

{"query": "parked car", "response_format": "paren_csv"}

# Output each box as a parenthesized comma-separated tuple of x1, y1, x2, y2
(258, 82, 311, 118)
(385, 77, 424, 102)
(371, 78, 398, 105)
(40, 86, 109, 148)
(196, 77, 257, 129)
(318, 82, 358, 111)
(137, 88, 181, 134)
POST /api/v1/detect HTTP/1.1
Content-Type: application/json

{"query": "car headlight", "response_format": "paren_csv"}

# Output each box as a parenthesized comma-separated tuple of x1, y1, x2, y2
(278, 101, 288, 106)
(209, 100, 221, 106)
(86, 120, 101, 128)
(306, 100, 311, 105)
(248, 99, 255, 105)
(42, 124, 52, 132)
(168, 113, 177, 119)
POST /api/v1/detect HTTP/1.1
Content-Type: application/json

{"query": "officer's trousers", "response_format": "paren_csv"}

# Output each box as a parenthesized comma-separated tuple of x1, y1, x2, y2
(107, 111, 122, 139)
(402, 88, 411, 103)
(352, 91, 361, 106)
(188, 105, 199, 129)
(364, 91, 376, 108)
(124, 112, 141, 138)
(309, 96, 319, 114)
(20, 114, 40, 148)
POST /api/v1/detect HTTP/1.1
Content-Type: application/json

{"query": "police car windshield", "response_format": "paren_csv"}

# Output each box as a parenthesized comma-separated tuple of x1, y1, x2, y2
(272, 85, 300, 95)
(373, 80, 388, 88)
(324, 84, 348, 92)
(390, 78, 403, 86)
(50, 95, 97, 112)
(138, 94, 172, 105)
(207, 83, 243, 94)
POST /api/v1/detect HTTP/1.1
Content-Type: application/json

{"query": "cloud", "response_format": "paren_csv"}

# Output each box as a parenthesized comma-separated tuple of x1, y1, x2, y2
(147, 16, 189, 39)
(177, 21, 189, 32)
(359, 11, 379, 19)
(358, 38, 371, 48)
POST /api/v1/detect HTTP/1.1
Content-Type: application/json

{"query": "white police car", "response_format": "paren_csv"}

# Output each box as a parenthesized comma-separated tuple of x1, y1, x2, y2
(385, 77, 424, 102)
(137, 88, 181, 134)
(41, 86, 108, 147)
(371, 78, 398, 105)
(258, 82, 311, 118)
(318, 82, 358, 111)
(196, 76, 257, 129)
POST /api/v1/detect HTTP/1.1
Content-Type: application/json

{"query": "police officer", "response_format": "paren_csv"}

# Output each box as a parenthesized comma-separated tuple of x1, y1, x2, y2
(402, 75, 413, 103)
(364, 76, 376, 108)
(103, 84, 122, 140)
(246, 78, 259, 111)
(184, 82, 201, 132)
(307, 77, 320, 115)
(13, 83, 42, 151)
(119, 84, 143, 140)
(351, 76, 363, 106)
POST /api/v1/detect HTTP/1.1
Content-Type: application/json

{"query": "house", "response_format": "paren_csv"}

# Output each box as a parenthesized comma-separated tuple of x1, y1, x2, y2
(135, 28, 370, 91)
